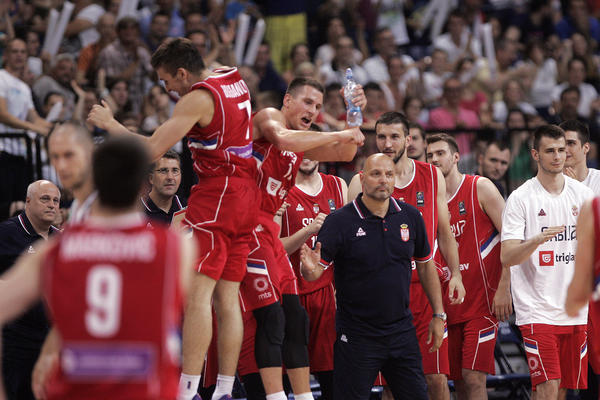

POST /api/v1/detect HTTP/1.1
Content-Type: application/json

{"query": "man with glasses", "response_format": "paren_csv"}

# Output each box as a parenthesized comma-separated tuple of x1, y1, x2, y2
(141, 149, 186, 226)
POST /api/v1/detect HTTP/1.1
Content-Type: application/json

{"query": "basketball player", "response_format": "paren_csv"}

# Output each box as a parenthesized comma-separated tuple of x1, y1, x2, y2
(407, 122, 427, 162)
(426, 133, 510, 399)
(348, 112, 465, 400)
(279, 130, 348, 399)
(0, 136, 196, 399)
(235, 79, 363, 400)
(502, 124, 593, 399)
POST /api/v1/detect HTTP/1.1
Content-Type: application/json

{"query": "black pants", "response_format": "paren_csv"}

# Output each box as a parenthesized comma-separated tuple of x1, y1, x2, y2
(2, 352, 38, 400)
(333, 329, 427, 400)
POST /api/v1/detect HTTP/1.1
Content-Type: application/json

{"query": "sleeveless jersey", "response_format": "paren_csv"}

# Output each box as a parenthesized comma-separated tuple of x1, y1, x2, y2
(392, 159, 438, 282)
(281, 173, 345, 294)
(438, 175, 502, 324)
(42, 216, 182, 400)
(187, 68, 256, 180)
(253, 138, 303, 215)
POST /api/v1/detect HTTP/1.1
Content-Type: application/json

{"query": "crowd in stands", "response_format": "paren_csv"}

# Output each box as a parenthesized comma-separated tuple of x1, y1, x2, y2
(1, 0, 600, 222)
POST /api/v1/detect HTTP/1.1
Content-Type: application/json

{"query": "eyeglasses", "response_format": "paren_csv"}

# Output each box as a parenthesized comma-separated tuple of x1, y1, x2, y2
(155, 167, 181, 176)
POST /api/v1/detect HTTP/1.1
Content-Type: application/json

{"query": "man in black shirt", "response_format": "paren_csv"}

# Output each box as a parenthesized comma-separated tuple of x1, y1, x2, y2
(141, 149, 186, 226)
(300, 154, 445, 400)
(0, 180, 60, 400)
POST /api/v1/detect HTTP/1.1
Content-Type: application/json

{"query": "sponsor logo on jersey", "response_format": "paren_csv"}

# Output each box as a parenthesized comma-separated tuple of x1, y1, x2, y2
(450, 220, 466, 238)
(266, 177, 282, 196)
(416, 191, 425, 206)
(400, 224, 410, 241)
(328, 199, 336, 212)
(459, 263, 470, 271)
(356, 227, 366, 237)
(541, 225, 576, 242)
(458, 201, 466, 215)
(538, 209, 546, 216)
(313, 203, 320, 213)
(539, 250, 554, 266)
(572, 205, 579, 216)
(296, 204, 304, 211)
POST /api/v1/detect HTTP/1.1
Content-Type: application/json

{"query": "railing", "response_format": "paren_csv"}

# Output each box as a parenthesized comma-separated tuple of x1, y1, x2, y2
(0, 132, 44, 182)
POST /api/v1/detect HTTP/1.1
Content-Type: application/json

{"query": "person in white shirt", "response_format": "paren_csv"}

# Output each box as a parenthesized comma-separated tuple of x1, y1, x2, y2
(551, 57, 598, 119)
(560, 119, 600, 194)
(362, 27, 397, 83)
(319, 36, 368, 86)
(432, 10, 481, 63)
(501, 124, 594, 399)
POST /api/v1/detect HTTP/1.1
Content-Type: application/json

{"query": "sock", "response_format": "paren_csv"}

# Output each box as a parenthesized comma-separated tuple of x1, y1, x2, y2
(177, 373, 200, 400)
(211, 374, 235, 399)
(294, 392, 314, 400)
(266, 391, 287, 400)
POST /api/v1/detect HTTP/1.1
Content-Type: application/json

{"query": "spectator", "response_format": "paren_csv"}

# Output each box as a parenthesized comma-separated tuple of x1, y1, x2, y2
(455, 57, 488, 115)
(422, 48, 451, 106)
(555, 0, 600, 43)
(320, 35, 368, 86)
(559, 32, 600, 88)
(76, 12, 116, 86)
(41, 92, 67, 121)
(428, 76, 480, 156)
(507, 109, 535, 192)
(254, 42, 287, 99)
(520, 39, 557, 114)
(554, 85, 589, 125)
(24, 31, 42, 79)
(315, 17, 362, 67)
(145, 11, 170, 53)
(380, 54, 418, 111)
(139, 0, 185, 39)
(97, 17, 152, 114)
(184, 11, 204, 34)
(64, 0, 105, 52)
(432, 10, 482, 63)
(403, 96, 428, 126)
(362, 27, 397, 83)
(320, 82, 346, 131)
(492, 79, 537, 124)
(32, 53, 77, 120)
(407, 122, 427, 163)
(282, 43, 311, 84)
(551, 57, 598, 119)
(361, 81, 388, 133)
(477, 140, 511, 198)
(142, 84, 173, 134)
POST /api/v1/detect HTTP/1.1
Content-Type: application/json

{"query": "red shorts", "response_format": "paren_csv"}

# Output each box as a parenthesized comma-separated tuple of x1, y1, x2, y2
(239, 214, 298, 312)
(300, 283, 336, 372)
(411, 282, 449, 376)
(519, 324, 588, 390)
(447, 316, 497, 380)
(185, 176, 259, 282)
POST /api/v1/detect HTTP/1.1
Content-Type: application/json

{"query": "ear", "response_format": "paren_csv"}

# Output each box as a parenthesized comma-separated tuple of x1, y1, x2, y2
(177, 68, 187, 80)
(583, 142, 590, 156)
(405, 134, 412, 145)
(531, 148, 539, 162)
(282, 93, 292, 108)
(454, 151, 460, 164)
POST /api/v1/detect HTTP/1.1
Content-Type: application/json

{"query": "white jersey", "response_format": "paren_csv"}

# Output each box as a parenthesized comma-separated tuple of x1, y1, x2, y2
(582, 168, 600, 195)
(502, 176, 593, 326)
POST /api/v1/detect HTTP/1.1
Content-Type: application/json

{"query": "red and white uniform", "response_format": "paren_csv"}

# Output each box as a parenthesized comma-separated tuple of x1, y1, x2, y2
(42, 214, 182, 400)
(238, 141, 303, 311)
(438, 175, 501, 380)
(502, 176, 593, 389)
(589, 196, 600, 373)
(280, 173, 345, 372)
(183, 68, 259, 282)
(391, 159, 448, 376)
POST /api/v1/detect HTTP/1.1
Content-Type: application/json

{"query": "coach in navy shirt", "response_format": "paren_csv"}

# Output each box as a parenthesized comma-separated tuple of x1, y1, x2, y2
(300, 154, 445, 400)
(0, 180, 60, 400)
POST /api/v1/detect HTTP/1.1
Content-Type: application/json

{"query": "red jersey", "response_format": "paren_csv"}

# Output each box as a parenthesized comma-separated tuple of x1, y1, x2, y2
(253, 138, 303, 215)
(281, 173, 345, 294)
(42, 215, 182, 400)
(438, 175, 501, 324)
(590, 197, 600, 368)
(187, 68, 256, 180)
(392, 160, 438, 282)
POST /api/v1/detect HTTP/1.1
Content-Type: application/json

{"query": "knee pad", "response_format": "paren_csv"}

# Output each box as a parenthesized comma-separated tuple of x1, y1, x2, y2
(253, 302, 285, 368)
(281, 294, 310, 368)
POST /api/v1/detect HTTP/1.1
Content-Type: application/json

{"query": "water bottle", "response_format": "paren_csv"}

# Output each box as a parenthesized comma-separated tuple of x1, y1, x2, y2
(344, 68, 363, 127)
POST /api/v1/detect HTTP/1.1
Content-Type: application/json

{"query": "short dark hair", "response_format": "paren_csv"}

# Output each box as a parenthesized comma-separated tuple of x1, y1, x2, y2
(486, 139, 510, 153)
(407, 122, 425, 140)
(561, 85, 581, 100)
(151, 149, 181, 170)
(363, 81, 383, 93)
(286, 77, 324, 96)
(116, 16, 139, 32)
(43, 91, 64, 107)
(533, 124, 565, 150)
(567, 56, 586, 72)
(93, 136, 150, 209)
(427, 133, 459, 154)
(151, 37, 205, 76)
(375, 111, 409, 136)
(559, 119, 590, 144)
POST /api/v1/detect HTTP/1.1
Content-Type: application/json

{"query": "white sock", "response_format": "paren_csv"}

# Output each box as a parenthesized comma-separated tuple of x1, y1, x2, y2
(211, 374, 235, 399)
(177, 373, 200, 400)
(266, 391, 287, 400)
(294, 392, 314, 400)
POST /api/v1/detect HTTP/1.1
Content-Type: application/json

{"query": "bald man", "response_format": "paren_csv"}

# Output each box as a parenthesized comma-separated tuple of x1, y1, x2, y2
(0, 180, 60, 400)
(300, 154, 445, 400)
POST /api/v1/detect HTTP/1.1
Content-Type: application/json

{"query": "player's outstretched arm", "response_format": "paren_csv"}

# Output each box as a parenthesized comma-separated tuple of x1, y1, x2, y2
(347, 173, 362, 202)
(566, 200, 595, 317)
(435, 168, 464, 304)
(32, 327, 61, 400)
(300, 243, 326, 282)
(415, 259, 444, 352)
(281, 212, 327, 254)
(500, 226, 565, 267)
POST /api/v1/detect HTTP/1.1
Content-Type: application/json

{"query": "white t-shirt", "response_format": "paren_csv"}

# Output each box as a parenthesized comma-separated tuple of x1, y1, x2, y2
(0, 69, 35, 155)
(582, 168, 600, 195)
(76, 4, 104, 48)
(551, 82, 598, 118)
(502, 176, 593, 326)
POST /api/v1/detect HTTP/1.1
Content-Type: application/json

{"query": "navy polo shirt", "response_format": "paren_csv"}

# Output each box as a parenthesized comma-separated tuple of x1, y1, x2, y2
(317, 194, 431, 337)
(141, 194, 186, 226)
(0, 213, 59, 354)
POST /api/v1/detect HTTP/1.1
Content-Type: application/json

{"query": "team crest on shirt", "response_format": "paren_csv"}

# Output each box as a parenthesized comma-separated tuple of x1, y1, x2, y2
(572, 205, 579, 216)
(313, 203, 320, 213)
(267, 177, 282, 196)
(458, 201, 466, 215)
(328, 199, 336, 211)
(400, 224, 410, 241)
(416, 191, 424, 206)
(539, 250, 554, 266)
